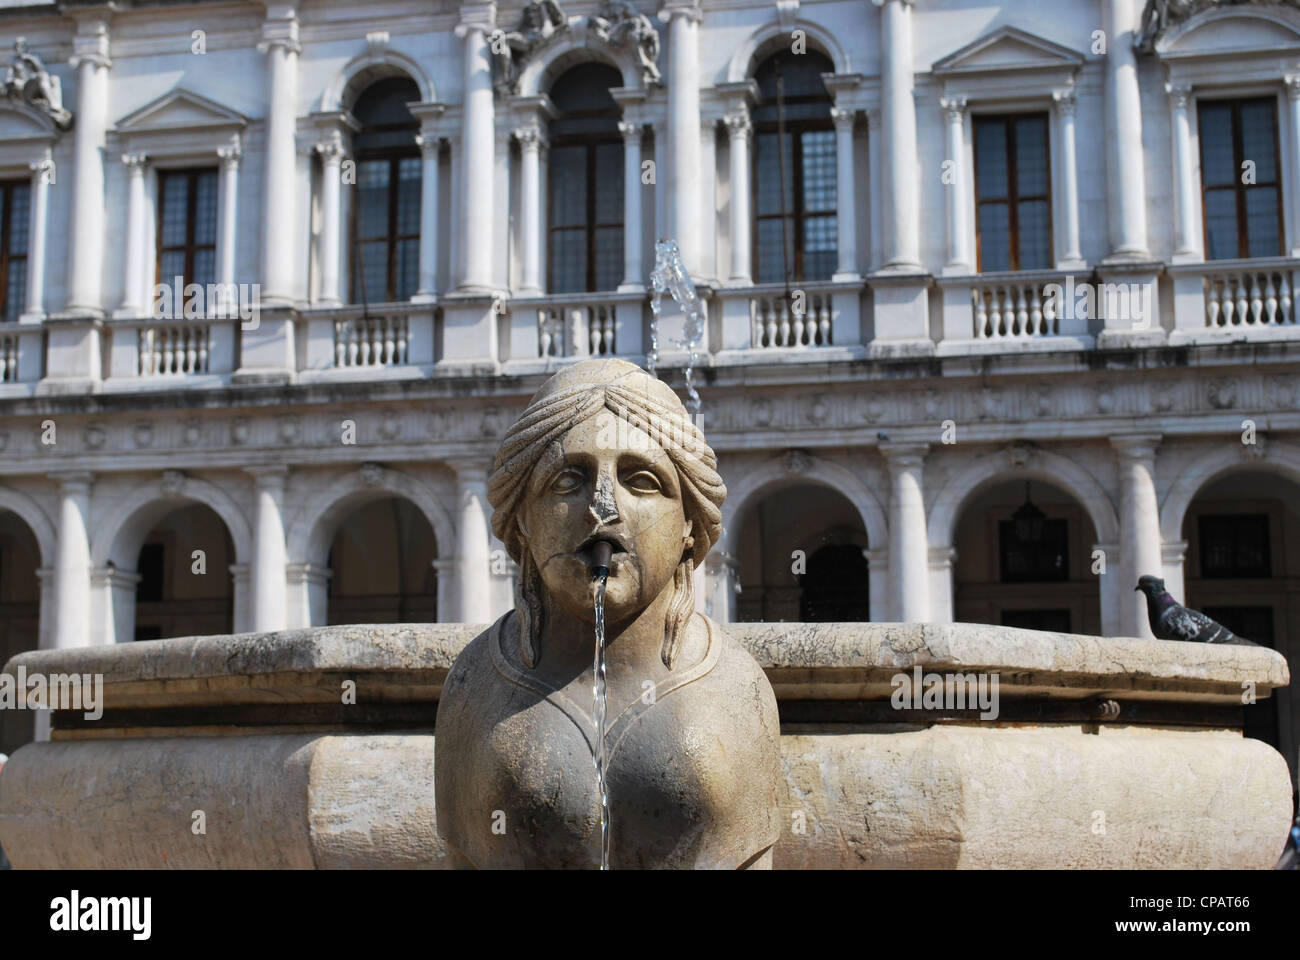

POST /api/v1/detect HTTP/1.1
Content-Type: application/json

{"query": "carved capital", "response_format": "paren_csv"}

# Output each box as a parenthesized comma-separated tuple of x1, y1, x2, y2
(939, 96, 966, 122)
(315, 135, 346, 163)
(879, 441, 928, 469)
(121, 153, 147, 172)
(830, 106, 857, 130)
(1165, 82, 1192, 111)
(1287, 75, 1300, 102)
(723, 110, 751, 142)
(515, 125, 544, 150)
(415, 133, 440, 157)
(217, 143, 242, 168)
(1052, 88, 1077, 117)
(618, 120, 643, 144)
(1110, 433, 1161, 463)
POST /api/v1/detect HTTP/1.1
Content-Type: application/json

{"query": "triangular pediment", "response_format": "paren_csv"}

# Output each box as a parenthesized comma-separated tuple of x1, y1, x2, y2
(116, 88, 248, 133)
(1159, 9, 1300, 57)
(933, 26, 1084, 75)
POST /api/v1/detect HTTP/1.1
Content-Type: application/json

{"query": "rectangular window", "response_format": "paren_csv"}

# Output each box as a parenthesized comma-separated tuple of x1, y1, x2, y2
(352, 155, 421, 303)
(1199, 97, 1284, 260)
(1198, 514, 1271, 578)
(754, 128, 837, 284)
(547, 140, 624, 294)
(974, 113, 1052, 272)
(999, 516, 1069, 583)
(156, 167, 218, 290)
(0, 179, 31, 323)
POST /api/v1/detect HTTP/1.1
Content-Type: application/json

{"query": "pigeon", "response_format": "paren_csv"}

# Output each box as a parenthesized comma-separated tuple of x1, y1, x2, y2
(1134, 575, 1259, 646)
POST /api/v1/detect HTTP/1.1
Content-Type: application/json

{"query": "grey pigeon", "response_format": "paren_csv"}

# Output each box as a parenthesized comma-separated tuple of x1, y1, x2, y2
(1135, 575, 1258, 646)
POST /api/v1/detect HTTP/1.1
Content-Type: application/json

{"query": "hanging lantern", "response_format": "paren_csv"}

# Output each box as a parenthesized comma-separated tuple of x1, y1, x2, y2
(1012, 481, 1046, 544)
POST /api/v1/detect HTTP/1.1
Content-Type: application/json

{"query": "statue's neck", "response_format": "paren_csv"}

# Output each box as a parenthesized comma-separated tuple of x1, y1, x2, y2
(536, 583, 678, 681)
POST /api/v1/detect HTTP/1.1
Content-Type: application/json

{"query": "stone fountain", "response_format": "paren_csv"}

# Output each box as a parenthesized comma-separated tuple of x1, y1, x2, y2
(0, 365, 1293, 868)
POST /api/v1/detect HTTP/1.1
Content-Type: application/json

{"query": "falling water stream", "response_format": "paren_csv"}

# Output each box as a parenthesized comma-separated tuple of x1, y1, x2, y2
(592, 567, 611, 870)
(648, 239, 705, 420)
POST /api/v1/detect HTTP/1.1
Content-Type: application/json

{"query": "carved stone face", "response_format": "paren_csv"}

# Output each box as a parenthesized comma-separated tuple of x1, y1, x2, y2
(519, 412, 692, 626)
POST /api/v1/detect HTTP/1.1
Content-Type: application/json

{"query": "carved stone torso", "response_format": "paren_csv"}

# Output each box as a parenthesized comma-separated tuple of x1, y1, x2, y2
(434, 611, 782, 869)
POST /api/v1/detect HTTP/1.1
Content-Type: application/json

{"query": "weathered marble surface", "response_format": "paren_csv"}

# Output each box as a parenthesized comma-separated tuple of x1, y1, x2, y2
(0, 621, 1291, 869)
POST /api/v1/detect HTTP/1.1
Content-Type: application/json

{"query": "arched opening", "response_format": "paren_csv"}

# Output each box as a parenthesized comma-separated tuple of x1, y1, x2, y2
(1182, 470, 1299, 786)
(547, 62, 624, 294)
(133, 503, 235, 641)
(751, 49, 836, 284)
(350, 76, 421, 304)
(953, 479, 1101, 635)
(0, 509, 41, 754)
(734, 483, 869, 622)
(326, 496, 438, 624)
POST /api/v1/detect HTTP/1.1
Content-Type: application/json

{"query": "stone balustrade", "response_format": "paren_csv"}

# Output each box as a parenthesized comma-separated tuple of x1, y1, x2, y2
(1171, 258, 1300, 345)
(937, 270, 1093, 355)
(0, 621, 1289, 869)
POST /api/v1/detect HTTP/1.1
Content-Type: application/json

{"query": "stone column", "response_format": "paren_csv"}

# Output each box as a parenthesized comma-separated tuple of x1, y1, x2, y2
(660, 2, 702, 274)
(865, 547, 888, 624)
(248, 467, 289, 633)
(433, 557, 457, 624)
(229, 563, 252, 633)
(724, 109, 752, 285)
(700, 116, 718, 282)
(66, 25, 111, 315)
(1053, 89, 1084, 267)
(1112, 434, 1163, 640)
(455, 18, 495, 292)
(928, 545, 956, 623)
(217, 144, 241, 300)
(1167, 84, 1200, 261)
(285, 561, 329, 629)
(881, 443, 929, 622)
(874, 0, 921, 269)
(517, 125, 544, 295)
(619, 120, 645, 291)
(414, 134, 441, 299)
(1101, 0, 1149, 260)
(315, 135, 344, 306)
(24, 153, 51, 319)
(1288, 76, 1300, 258)
(450, 459, 492, 623)
(51, 473, 93, 648)
(258, 10, 300, 304)
(1161, 539, 1188, 606)
(117, 154, 148, 317)
(940, 97, 970, 274)
(832, 107, 860, 280)
(1095, 540, 1122, 638)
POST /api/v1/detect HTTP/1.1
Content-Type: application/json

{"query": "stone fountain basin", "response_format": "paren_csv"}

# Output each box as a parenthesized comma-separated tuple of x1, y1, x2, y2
(0, 622, 1291, 869)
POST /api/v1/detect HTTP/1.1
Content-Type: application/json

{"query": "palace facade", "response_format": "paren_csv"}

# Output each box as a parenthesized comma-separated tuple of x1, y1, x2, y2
(0, 0, 1297, 782)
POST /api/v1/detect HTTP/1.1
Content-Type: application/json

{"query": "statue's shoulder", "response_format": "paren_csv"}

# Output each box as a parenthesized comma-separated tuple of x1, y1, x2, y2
(441, 614, 512, 703)
(700, 616, 780, 718)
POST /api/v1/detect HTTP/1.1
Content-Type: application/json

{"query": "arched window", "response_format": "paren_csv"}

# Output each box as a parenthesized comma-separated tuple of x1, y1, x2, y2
(547, 63, 624, 294)
(752, 51, 836, 285)
(350, 77, 421, 304)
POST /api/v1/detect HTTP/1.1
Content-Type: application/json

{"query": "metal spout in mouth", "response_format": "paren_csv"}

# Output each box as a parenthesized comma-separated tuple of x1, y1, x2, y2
(590, 540, 614, 580)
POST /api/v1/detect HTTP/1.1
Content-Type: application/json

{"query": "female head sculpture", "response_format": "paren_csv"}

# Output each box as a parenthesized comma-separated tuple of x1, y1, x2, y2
(487, 357, 725, 670)
(435, 358, 781, 870)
